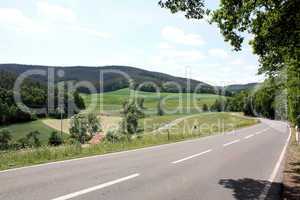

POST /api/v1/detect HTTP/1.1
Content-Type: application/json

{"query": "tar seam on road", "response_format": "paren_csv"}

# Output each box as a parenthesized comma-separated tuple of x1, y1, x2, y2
(172, 149, 213, 164)
(51, 173, 140, 200)
(223, 139, 240, 147)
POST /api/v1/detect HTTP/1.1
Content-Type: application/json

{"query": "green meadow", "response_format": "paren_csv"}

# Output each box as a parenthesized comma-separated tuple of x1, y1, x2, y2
(81, 88, 225, 115)
(0, 120, 66, 145)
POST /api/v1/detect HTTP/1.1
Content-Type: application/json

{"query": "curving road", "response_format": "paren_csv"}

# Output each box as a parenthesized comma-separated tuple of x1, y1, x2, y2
(0, 119, 290, 200)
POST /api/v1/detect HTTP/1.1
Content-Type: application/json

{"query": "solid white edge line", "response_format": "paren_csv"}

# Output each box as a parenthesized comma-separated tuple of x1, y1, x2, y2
(259, 124, 291, 199)
(269, 126, 291, 182)
(172, 149, 212, 164)
(51, 173, 140, 200)
(223, 139, 240, 147)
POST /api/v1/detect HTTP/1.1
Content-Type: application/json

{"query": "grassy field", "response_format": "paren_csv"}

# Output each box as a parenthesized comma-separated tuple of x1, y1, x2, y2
(141, 113, 258, 135)
(0, 120, 66, 145)
(159, 113, 258, 135)
(0, 113, 258, 171)
(81, 88, 225, 115)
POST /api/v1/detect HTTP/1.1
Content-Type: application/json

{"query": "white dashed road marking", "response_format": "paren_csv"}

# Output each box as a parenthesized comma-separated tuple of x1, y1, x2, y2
(51, 173, 140, 200)
(172, 149, 212, 164)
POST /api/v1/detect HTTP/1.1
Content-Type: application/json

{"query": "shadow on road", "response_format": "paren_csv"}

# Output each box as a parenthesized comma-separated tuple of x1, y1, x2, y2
(219, 178, 282, 200)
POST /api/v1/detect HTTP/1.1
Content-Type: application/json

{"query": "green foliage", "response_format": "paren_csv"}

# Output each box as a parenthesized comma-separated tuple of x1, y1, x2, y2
(226, 92, 247, 112)
(0, 113, 258, 171)
(159, 0, 300, 124)
(70, 114, 88, 144)
(210, 99, 224, 112)
(202, 103, 209, 112)
(157, 98, 164, 116)
(48, 132, 63, 146)
(252, 80, 277, 119)
(105, 128, 125, 143)
(69, 113, 101, 144)
(74, 91, 86, 110)
(87, 113, 102, 135)
(0, 129, 12, 150)
(287, 62, 300, 126)
(0, 64, 218, 95)
(0, 70, 86, 125)
(18, 131, 42, 148)
(137, 97, 145, 109)
(158, 0, 208, 19)
(27, 131, 42, 147)
(120, 100, 144, 138)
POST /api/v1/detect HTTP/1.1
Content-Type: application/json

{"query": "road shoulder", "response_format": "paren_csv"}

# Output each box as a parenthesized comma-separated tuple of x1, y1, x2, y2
(282, 127, 300, 199)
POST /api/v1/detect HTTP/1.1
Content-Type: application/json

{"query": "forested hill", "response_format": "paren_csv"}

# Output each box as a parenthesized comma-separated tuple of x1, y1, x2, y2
(0, 64, 216, 94)
(0, 70, 85, 125)
(225, 83, 260, 94)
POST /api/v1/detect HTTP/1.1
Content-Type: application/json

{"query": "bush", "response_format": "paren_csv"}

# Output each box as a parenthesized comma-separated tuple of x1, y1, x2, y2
(69, 113, 101, 144)
(105, 128, 125, 143)
(0, 129, 12, 150)
(48, 132, 63, 146)
(17, 131, 41, 148)
(202, 104, 209, 112)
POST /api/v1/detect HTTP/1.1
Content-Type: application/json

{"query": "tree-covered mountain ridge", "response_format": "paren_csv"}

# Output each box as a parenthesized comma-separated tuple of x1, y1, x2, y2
(0, 64, 258, 94)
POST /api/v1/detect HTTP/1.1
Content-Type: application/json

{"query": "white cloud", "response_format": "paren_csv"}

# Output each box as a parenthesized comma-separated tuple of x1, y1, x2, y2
(161, 26, 205, 46)
(208, 48, 230, 59)
(162, 49, 205, 61)
(158, 42, 174, 49)
(0, 3, 111, 40)
(71, 26, 111, 39)
(0, 8, 46, 32)
(229, 58, 245, 65)
(36, 2, 111, 39)
(37, 1, 76, 23)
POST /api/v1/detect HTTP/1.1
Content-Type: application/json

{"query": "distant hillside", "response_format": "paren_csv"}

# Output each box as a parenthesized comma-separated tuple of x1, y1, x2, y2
(0, 64, 217, 94)
(225, 83, 260, 94)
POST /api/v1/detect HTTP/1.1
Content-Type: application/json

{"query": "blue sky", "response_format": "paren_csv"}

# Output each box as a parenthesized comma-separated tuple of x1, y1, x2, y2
(0, 0, 264, 85)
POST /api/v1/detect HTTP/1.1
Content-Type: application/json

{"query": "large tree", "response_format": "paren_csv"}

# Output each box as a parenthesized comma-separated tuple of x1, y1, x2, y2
(159, 0, 300, 125)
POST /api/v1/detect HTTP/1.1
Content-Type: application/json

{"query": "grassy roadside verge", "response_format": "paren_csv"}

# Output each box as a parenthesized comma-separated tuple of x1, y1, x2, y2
(282, 128, 300, 199)
(0, 114, 258, 171)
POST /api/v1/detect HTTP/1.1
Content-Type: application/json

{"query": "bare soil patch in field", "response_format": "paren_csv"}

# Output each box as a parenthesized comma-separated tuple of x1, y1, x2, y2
(42, 115, 121, 134)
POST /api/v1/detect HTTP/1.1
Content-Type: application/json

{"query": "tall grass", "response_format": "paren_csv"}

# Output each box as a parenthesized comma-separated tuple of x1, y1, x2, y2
(0, 120, 257, 171)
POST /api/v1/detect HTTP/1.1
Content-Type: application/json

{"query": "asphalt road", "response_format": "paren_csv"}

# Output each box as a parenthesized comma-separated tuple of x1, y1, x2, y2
(0, 119, 290, 200)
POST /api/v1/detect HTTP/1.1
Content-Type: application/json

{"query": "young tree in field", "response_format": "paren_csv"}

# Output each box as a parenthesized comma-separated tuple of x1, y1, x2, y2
(48, 131, 63, 146)
(0, 129, 12, 150)
(70, 114, 89, 144)
(87, 113, 102, 136)
(157, 98, 164, 116)
(120, 100, 144, 139)
(159, 0, 300, 125)
(137, 97, 145, 109)
(202, 104, 209, 112)
(69, 113, 101, 144)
